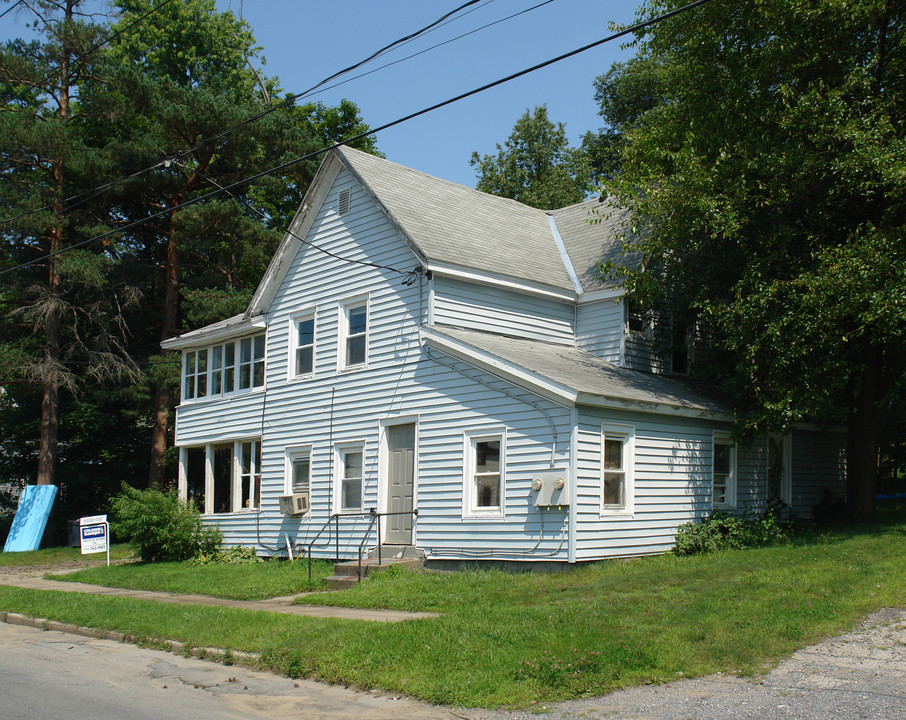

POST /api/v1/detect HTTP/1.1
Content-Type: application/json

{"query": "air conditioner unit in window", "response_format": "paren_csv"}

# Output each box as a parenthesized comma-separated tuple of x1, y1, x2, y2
(278, 492, 310, 516)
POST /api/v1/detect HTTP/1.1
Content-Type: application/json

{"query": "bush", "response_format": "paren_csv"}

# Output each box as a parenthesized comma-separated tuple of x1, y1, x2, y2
(110, 485, 221, 562)
(673, 508, 789, 556)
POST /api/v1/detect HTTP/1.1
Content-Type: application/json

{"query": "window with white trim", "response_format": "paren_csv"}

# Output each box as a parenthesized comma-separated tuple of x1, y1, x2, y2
(713, 433, 736, 508)
(291, 312, 315, 378)
(238, 440, 261, 510)
(239, 334, 265, 390)
(601, 424, 634, 514)
(340, 299, 368, 370)
(179, 332, 265, 403)
(337, 445, 363, 512)
(464, 432, 504, 516)
(180, 438, 261, 515)
(286, 446, 311, 494)
(183, 348, 208, 400)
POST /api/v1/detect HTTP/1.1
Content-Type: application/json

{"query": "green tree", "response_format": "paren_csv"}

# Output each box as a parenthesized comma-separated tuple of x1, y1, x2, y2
(470, 105, 591, 210)
(0, 0, 141, 494)
(582, 55, 667, 184)
(105, 0, 381, 486)
(601, 0, 906, 518)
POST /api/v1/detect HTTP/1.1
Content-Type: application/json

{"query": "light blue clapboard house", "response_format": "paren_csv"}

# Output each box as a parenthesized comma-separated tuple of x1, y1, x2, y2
(162, 146, 846, 565)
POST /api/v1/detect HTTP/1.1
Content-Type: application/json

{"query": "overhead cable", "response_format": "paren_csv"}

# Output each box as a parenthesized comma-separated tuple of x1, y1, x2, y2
(0, 0, 714, 278)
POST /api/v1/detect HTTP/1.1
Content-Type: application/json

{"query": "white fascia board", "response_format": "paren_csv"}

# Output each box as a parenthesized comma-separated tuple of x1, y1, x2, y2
(427, 262, 576, 302)
(577, 286, 625, 304)
(422, 328, 577, 406)
(247, 155, 342, 317)
(161, 316, 267, 351)
(547, 214, 584, 295)
(575, 391, 732, 421)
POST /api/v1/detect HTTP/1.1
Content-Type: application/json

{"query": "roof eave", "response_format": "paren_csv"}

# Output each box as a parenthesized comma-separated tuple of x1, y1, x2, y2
(161, 315, 267, 351)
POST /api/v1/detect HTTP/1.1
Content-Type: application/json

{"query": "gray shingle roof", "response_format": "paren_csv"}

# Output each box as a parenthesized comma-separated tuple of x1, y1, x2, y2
(549, 200, 639, 293)
(430, 325, 726, 414)
(337, 147, 576, 292)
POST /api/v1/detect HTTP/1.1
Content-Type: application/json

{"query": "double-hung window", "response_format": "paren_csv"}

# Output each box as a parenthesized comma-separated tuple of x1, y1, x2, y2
(337, 445, 364, 512)
(340, 299, 368, 370)
(290, 312, 315, 379)
(601, 424, 634, 514)
(713, 432, 736, 508)
(290, 449, 310, 494)
(464, 432, 504, 517)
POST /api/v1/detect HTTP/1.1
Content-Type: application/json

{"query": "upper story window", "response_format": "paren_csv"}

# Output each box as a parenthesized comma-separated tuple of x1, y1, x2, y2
(239, 334, 265, 390)
(291, 311, 315, 379)
(713, 432, 736, 508)
(180, 332, 265, 403)
(340, 298, 368, 370)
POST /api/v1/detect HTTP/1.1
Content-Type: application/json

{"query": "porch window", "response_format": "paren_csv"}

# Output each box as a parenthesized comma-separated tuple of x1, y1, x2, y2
(239, 440, 261, 510)
(713, 432, 736, 508)
(179, 332, 265, 403)
(338, 446, 363, 511)
(183, 349, 207, 400)
(239, 334, 265, 390)
(178, 438, 262, 514)
(464, 431, 505, 517)
(601, 423, 634, 514)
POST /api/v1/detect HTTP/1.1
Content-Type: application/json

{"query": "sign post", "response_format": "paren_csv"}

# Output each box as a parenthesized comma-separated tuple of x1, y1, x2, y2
(79, 514, 110, 567)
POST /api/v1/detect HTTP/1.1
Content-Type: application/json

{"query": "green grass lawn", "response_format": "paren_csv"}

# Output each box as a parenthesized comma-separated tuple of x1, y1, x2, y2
(53, 557, 335, 599)
(1, 512, 905, 708)
(0, 544, 133, 567)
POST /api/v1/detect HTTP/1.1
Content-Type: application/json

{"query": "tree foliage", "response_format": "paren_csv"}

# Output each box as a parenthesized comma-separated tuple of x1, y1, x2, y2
(470, 105, 591, 209)
(600, 0, 906, 518)
(0, 0, 381, 526)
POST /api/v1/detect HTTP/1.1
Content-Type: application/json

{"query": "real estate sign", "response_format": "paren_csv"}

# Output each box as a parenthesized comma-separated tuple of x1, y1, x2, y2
(79, 514, 110, 565)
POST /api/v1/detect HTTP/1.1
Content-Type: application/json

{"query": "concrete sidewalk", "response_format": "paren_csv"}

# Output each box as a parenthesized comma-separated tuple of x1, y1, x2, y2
(0, 564, 437, 623)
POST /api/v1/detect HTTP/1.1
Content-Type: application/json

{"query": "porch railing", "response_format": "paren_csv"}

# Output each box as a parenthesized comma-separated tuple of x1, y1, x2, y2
(306, 508, 419, 582)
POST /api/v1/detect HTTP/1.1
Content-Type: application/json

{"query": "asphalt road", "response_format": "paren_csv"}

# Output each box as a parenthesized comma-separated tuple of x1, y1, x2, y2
(2, 605, 905, 720)
(0, 622, 452, 720)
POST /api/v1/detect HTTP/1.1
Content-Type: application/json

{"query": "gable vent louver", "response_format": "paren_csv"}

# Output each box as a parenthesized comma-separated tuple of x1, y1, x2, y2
(338, 188, 351, 216)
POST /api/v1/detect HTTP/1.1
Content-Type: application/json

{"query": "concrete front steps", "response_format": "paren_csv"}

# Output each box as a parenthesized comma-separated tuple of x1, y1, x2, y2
(323, 546, 424, 590)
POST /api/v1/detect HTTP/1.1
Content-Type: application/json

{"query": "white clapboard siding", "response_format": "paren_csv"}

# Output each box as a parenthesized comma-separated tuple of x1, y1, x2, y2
(432, 275, 575, 343)
(573, 408, 724, 560)
(190, 167, 573, 560)
(576, 298, 623, 363)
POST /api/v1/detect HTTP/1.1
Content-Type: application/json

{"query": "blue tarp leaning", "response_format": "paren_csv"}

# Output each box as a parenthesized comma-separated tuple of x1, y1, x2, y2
(3, 485, 58, 552)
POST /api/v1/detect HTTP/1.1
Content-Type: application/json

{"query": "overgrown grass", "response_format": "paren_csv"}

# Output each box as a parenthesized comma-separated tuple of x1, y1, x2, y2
(1, 512, 905, 708)
(0, 544, 133, 567)
(54, 558, 335, 600)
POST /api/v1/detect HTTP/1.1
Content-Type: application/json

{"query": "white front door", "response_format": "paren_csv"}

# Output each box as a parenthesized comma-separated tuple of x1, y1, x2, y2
(384, 423, 415, 545)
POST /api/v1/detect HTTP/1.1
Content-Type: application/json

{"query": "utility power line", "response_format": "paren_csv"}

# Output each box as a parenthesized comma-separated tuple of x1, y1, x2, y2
(0, 0, 495, 226)
(0, 0, 714, 279)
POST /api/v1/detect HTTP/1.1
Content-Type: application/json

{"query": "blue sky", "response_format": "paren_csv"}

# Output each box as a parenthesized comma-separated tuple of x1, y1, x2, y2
(220, 0, 638, 187)
(1, 0, 638, 188)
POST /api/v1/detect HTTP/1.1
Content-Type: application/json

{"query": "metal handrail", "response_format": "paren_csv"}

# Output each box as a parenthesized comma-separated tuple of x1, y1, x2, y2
(356, 508, 419, 582)
(306, 508, 420, 583)
(307, 511, 369, 581)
